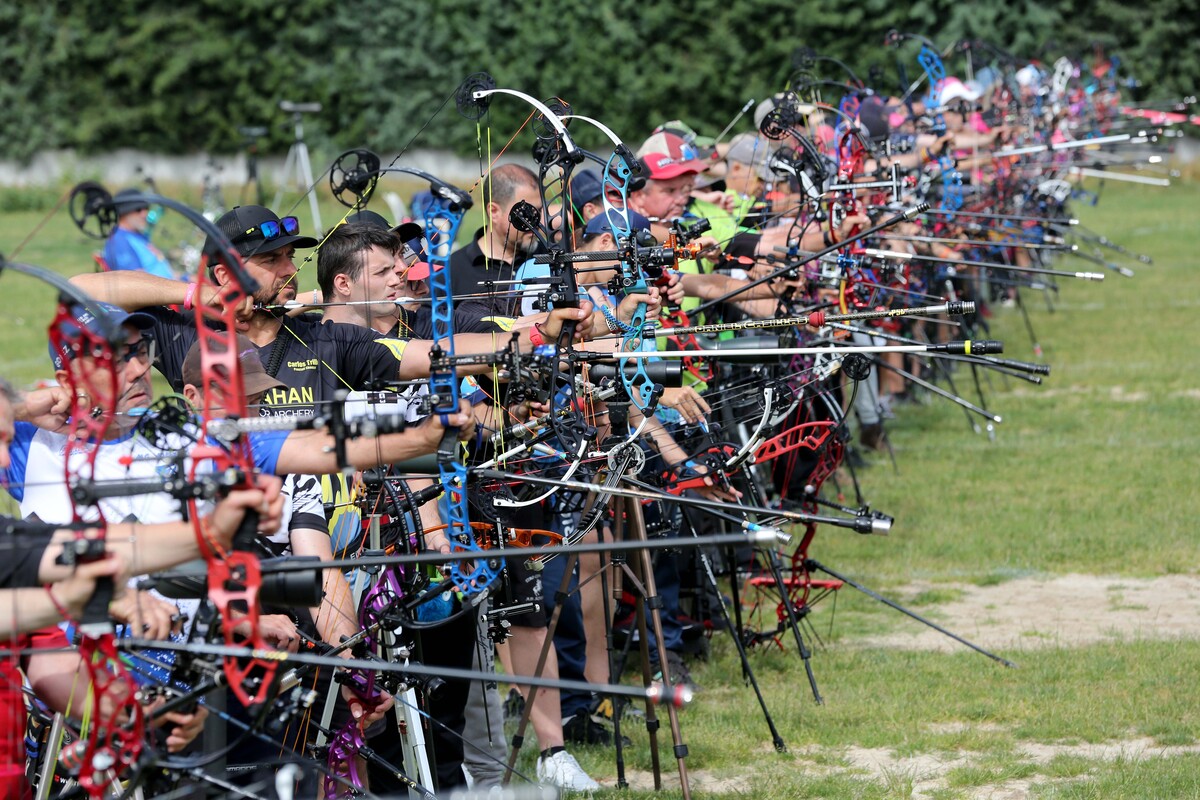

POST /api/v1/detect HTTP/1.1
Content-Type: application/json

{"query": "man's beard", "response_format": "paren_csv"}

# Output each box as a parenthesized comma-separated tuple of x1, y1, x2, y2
(513, 233, 539, 256)
(255, 282, 297, 314)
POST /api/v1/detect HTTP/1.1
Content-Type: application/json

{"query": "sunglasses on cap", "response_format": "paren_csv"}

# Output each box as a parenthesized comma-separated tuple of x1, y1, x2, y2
(239, 216, 300, 243)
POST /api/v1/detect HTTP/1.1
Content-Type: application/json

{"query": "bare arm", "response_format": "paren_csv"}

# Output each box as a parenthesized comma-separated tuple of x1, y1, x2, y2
(291, 527, 359, 650)
(395, 305, 597, 379)
(70, 271, 194, 310)
(34, 480, 285, 582)
(0, 553, 122, 637)
(274, 404, 474, 475)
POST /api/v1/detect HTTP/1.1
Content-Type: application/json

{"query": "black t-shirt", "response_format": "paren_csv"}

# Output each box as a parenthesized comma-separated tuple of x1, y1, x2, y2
(145, 307, 409, 418)
(0, 519, 50, 588)
(393, 300, 511, 339)
(448, 230, 522, 316)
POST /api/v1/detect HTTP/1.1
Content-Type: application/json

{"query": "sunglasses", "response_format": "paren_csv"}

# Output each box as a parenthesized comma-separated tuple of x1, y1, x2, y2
(84, 336, 153, 365)
(239, 216, 300, 243)
(117, 337, 154, 365)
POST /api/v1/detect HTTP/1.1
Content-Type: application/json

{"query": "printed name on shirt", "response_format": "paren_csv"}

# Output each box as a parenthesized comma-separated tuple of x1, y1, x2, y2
(286, 358, 320, 372)
(263, 385, 316, 410)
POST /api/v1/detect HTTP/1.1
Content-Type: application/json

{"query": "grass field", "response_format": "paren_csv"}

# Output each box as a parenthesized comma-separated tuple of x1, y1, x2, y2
(1, 179, 1197, 797)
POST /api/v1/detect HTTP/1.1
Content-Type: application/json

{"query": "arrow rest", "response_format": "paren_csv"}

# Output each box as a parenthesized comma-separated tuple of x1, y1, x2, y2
(329, 148, 381, 208)
(69, 181, 119, 240)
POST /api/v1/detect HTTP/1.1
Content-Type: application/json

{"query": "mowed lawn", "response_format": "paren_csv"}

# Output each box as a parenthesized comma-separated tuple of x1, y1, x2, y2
(2, 179, 1198, 797)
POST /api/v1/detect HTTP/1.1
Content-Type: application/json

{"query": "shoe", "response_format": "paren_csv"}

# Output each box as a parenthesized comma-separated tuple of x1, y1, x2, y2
(563, 712, 631, 747)
(859, 423, 885, 451)
(537, 749, 600, 792)
(652, 650, 699, 694)
(504, 687, 525, 720)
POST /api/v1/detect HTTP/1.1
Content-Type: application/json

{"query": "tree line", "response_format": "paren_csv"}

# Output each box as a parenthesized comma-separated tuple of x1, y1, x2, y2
(2, 0, 1193, 163)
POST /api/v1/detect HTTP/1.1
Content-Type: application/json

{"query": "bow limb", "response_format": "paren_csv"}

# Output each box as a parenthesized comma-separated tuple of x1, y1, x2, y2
(6, 252, 148, 796)
(72, 183, 282, 707)
(392, 154, 500, 595)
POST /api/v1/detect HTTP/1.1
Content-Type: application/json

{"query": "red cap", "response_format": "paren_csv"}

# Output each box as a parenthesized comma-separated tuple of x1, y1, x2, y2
(636, 131, 704, 180)
(406, 261, 438, 281)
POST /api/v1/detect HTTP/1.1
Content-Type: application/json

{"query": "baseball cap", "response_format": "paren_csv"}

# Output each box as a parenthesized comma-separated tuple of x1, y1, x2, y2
(723, 133, 774, 180)
(345, 210, 424, 245)
(49, 302, 155, 370)
(938, 77, 982, 107)
(636, 131, 704, 180)
(113, 188, 150, 216)
(404, 261, 439, 281)
(651, 120, 717, 154)
(569, 170, 604, 209)
(583, 208, 653, 239)
(181, 334, 284, 397)
(205, 205, 319, 259)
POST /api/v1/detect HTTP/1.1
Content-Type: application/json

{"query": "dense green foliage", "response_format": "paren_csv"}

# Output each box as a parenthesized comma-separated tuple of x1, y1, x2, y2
(2, 0, 1196, 161)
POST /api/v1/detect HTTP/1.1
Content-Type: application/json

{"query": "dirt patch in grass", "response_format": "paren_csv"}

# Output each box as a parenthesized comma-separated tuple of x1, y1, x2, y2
(596, 768, 751, 793)
(852, 574, 1200, 653)
(795, 737, 1200, 800)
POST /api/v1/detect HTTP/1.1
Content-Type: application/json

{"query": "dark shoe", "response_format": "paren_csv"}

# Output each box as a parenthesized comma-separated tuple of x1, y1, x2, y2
(859, 423, 885, 451)
(563, 713, 630, 747)
(504, 687, 525, 721)
(652, 650, 699, 694)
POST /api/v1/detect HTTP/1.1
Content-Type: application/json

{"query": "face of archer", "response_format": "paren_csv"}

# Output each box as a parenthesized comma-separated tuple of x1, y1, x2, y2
(183, 381, 264, 416)
(59, 326, 154, 421)
(241, 245, 300, 306)
(342, 245, 404, 320)
(490, 183, 543, 256)
(123, 208, 152, 234)
(632, 174, 695, 221)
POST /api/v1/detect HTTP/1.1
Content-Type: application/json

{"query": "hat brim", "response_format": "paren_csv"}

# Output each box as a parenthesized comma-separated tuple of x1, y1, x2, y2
(237, 233, 320, 257)
(392, 222, 423, 243)
(406, 262, 432, 281)
(120, 310, 157, 330)
(643, 160, 703, 181)
(243, 372, 285, 396)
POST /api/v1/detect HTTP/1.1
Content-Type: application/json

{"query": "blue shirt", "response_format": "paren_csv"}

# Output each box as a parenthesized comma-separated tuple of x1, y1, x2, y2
(103, 227, 178, 280)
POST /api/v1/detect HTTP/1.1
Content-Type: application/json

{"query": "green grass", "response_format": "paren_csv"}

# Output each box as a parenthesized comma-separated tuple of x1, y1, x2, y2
(4, 179, 1199, 797)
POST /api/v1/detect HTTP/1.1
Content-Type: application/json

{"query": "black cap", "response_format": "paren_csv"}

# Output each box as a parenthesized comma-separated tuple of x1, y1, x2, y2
(345, 210, 423, 245)
(205, 205, 319, 259)
(113, 188, 150, 216)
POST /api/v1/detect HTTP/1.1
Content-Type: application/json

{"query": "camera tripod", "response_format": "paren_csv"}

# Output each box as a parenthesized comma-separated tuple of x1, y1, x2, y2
(238, 125, 269, 207)
(274, 100, 324, 235)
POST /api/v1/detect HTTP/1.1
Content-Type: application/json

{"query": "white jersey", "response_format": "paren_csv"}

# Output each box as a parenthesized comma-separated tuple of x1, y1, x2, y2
(14, 425, 192, 526)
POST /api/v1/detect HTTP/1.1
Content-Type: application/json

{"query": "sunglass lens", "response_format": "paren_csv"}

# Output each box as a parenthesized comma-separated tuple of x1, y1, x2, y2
(281, 216, 300, 235)
(259, 220, 281, 240)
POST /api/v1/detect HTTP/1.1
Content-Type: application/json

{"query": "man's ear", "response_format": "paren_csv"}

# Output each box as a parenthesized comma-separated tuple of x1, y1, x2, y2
(486, 201, 503, 226)
(181, 384, 200, 408)
(211, 262, 230, 287)
(333, 273, 353, 298)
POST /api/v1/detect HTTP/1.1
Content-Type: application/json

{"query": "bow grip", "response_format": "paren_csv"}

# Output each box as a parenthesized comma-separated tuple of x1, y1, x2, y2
(437, 424, 461, 464)
(233, 507, 261, 552)
(78, 575, 115, 634)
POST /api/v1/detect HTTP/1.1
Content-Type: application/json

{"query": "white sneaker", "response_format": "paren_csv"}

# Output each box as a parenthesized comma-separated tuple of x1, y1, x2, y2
(536, 749, 600, 792)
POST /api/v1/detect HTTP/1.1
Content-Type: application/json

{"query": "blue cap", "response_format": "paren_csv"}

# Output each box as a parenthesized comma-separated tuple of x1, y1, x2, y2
(584, 208, 652, 239)
(569, 170, 604, 209)
(49, 302, 156, 370)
